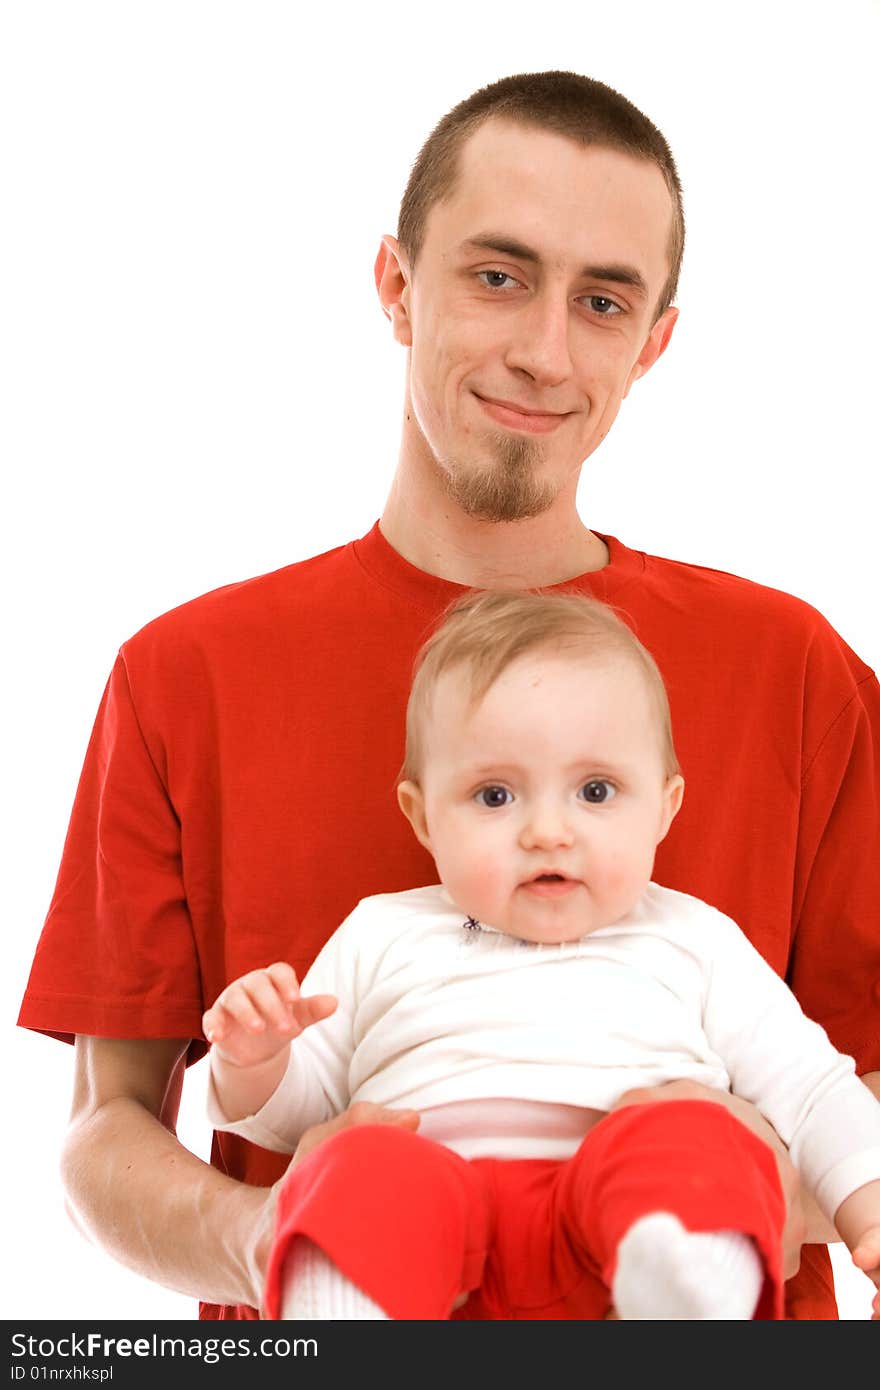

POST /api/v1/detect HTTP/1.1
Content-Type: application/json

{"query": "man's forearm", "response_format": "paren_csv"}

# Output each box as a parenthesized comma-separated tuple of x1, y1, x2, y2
(62, 1097, 272, 1310)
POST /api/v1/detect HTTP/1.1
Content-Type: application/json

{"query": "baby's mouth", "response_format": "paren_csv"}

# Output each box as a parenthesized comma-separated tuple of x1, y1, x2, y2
(521, 873, 580, 896)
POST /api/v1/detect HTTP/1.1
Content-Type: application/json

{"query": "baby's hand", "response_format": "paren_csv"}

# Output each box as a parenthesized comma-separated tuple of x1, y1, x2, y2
(202, 962, 337, 1070)
(851, 1225, 880, 1320)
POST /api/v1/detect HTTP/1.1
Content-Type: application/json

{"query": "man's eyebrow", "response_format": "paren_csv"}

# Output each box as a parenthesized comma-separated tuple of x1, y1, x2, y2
(458, 235, 649, 299)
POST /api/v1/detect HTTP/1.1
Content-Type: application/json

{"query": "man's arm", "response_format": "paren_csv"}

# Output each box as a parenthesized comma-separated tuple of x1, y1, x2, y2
(61, 1036, 422, 1313)
(62, 1036, 273, 1310)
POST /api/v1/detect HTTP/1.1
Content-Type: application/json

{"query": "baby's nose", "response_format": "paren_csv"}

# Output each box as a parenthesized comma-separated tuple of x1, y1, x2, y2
(518, 802, 575, 850)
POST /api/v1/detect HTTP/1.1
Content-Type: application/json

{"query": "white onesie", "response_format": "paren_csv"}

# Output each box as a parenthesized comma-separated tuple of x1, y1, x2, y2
(209, 881, 880, 1222)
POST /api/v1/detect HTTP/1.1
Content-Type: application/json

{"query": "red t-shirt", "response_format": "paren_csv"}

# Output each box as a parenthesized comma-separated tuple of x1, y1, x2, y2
(19, 524, 880, 1320)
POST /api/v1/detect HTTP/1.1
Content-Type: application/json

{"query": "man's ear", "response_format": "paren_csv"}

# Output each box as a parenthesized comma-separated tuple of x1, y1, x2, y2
(397, 780, 432, 851)
(623, 305, 678, 397)
(656, 773, 685, 844)
(375, 235, 412, 347)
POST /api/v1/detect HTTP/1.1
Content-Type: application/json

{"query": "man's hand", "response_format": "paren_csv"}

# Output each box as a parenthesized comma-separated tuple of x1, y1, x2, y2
(609, 1080, 807, 1280)
(288, 1100, 421, 1163)
(202, 963, 337, 1070)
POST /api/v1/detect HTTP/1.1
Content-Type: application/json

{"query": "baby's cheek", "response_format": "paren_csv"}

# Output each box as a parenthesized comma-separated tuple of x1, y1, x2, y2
(596, 844, 647, 895)
(466, 859, 506, 895)
(458, 859, 508, 915)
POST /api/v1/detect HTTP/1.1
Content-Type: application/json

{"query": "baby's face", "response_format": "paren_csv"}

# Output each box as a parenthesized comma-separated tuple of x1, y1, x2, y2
(400, 653, 683, 944)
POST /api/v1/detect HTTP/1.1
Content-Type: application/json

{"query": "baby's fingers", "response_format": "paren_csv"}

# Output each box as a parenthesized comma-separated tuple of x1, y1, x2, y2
(201, 1003, 228, 1042)
(209, 966, 300, 1037)
(290, 993, 338, 1032)
(263, 961, 302, 1004)
(851, 1229, 880, 1288)
(202, 990, 261, 1044)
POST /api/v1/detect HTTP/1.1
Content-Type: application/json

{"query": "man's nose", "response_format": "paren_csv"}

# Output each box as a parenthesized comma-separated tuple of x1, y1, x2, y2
(518, 800, 576, 850)
(504, 292, 575, 387)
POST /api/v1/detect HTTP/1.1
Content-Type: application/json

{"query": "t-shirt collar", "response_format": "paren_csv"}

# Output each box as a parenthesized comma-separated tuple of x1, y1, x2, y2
(350, 520, 644, 611)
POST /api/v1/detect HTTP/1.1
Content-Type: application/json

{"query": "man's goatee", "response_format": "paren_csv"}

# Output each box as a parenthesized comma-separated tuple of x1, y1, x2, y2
(440, 436, 556, 523)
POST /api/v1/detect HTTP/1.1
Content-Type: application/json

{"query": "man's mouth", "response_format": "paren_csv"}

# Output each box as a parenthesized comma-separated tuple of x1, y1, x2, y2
(474, 393, 569, 435)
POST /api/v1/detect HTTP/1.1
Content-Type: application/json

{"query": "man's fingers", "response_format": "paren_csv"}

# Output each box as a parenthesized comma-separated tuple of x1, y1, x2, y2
(291, 1102, 421, 1164)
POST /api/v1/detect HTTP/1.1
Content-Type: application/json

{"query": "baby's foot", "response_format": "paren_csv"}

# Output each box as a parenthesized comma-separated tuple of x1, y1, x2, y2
(612, 1212, 763, 1319)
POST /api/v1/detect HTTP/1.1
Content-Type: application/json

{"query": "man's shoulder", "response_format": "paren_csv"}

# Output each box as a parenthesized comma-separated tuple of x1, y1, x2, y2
(120, 536, 361, 659)
(621, 539, 874, 680)
(638, 542, 823, 626)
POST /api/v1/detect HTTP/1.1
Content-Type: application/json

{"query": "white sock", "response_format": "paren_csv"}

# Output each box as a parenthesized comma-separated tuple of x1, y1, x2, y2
(612, 1212, 765, 1320)
(279, 1237, 390, 1320)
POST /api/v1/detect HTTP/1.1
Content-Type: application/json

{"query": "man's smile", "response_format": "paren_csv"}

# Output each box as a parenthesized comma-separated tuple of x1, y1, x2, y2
(473, 392, 572, 434)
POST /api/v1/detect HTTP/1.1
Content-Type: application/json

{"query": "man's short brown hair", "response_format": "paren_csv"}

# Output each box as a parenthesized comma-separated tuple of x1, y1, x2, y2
(402, 589, 680, 784)
(397, 71, 684, 323)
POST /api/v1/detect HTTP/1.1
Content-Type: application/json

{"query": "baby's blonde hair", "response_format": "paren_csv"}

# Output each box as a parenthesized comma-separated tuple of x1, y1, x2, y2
(402, 590, 680, 783)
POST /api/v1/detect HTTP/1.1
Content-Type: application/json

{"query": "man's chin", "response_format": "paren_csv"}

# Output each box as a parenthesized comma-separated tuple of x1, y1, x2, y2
(441, 459, 556, 523)
(457, 495, 554, 524)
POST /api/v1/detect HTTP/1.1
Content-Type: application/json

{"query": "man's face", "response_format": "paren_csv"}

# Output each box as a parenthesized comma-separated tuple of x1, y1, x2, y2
(385, 119, 678, 522)
(398, 653, 683, 944)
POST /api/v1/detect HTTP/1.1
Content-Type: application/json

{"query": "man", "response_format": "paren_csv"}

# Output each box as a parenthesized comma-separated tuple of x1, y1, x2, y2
(18, 71, 880, 1321)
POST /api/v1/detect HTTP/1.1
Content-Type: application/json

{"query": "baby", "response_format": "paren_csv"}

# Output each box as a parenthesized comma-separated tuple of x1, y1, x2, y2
(203, 590, 880, 1320)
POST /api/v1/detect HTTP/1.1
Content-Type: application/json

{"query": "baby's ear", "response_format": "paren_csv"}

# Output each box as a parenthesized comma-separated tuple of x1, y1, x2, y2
(657, 774, 685, 844)
(397, 781, 432, 851)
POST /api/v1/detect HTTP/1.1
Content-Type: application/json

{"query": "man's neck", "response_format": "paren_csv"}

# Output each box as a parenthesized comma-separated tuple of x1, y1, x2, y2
(379, 475, 609, 591)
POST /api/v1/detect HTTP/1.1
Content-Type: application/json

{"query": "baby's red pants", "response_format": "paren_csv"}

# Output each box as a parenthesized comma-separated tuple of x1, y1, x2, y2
(263, 1099, 787, 1320)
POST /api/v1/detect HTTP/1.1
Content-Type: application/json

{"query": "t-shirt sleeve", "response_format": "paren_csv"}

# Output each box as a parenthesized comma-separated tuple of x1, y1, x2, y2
(17, 652, 204, 1043)
(788, 670, 880, 1075)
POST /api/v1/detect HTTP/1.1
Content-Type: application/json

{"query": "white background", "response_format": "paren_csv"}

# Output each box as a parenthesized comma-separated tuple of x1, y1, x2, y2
(2, 0, 878, 1320)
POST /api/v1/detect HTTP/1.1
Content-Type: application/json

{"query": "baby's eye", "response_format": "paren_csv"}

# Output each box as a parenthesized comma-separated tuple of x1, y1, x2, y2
(475, 786, 513, 808)
(578, 780, 616, 804)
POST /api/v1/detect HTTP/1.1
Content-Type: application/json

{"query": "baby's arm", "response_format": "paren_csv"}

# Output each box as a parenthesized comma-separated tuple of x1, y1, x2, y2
(834, 1181, 880, 1318)
(202, 962, 337, 1121)
(701, 909, 880, 1260)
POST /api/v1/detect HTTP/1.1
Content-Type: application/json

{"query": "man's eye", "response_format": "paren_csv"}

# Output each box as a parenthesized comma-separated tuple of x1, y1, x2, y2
(475, 786, 513, 808)
(477, 270, 519, 290)
(584, 296, 622, 316)
(579, 780, 616, 804)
